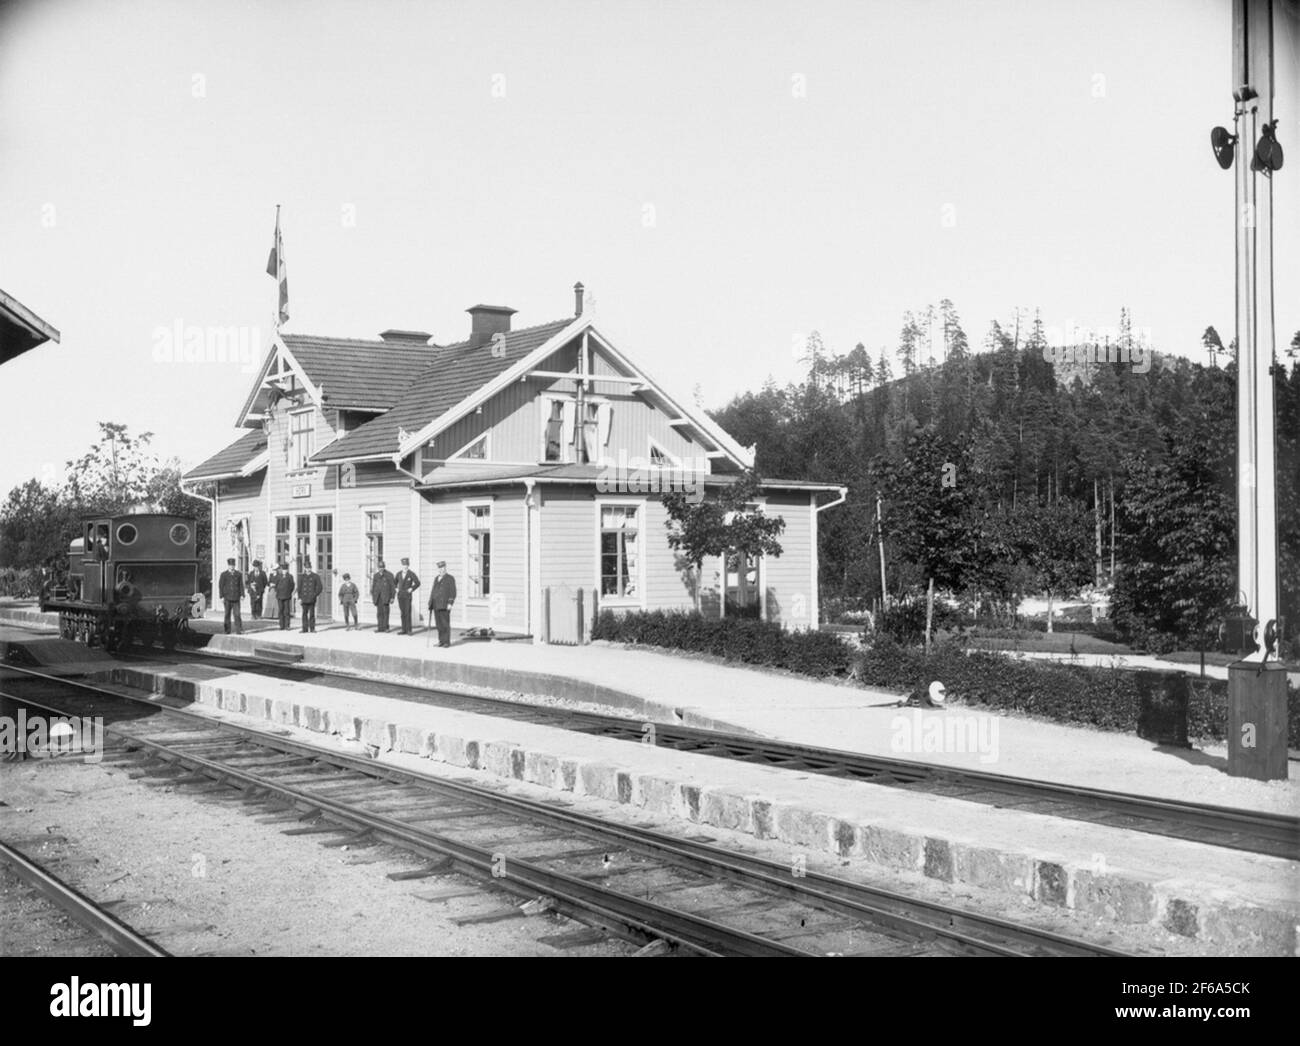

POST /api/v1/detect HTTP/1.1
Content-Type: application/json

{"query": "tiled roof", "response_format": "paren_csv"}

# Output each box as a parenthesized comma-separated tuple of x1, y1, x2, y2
(281, 334, 436, 411)
(183, 429, 268, 481)
(311, 318, 573, 463)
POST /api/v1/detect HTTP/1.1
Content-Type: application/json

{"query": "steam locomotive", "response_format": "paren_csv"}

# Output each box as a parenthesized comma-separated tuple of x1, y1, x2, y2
(40, 513, 204, 651)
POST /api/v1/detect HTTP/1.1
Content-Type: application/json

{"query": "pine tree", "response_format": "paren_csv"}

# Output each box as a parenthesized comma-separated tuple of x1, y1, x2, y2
(1202, 325, 1224, 368)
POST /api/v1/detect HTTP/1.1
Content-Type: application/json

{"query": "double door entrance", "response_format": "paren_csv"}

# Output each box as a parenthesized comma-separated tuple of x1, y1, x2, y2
(274, 512, 334, 619)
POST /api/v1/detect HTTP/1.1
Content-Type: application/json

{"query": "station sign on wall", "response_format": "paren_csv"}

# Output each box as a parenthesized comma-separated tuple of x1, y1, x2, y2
(291, 484, 311, 498)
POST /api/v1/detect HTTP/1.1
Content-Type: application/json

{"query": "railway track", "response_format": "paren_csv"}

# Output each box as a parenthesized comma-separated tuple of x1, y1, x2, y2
(1, 669, 1129, 957)
(0, 838, 170, 957)
(96, 643, 1300, 862)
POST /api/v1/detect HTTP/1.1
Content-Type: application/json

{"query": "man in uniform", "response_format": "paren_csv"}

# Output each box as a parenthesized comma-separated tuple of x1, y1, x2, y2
(247, 559, 268, 619)
(297, 558, 322, 633)
(218, 557, 244, 635)
(273, 561, 296, 631)
(395, 557, 421, 634)
(427, 560, 457, 648)
(371, 559, 396, 632)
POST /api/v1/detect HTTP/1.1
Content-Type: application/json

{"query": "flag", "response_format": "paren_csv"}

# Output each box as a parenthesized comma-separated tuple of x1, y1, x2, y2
(266, 205, 289, 326)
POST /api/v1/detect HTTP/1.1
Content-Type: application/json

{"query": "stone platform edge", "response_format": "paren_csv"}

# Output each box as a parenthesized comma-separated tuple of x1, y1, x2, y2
(203, 632, 762, 737)
(0, 606, 756, 736)
(99, 664, 1298, 955)
(0, 606, 57, 629)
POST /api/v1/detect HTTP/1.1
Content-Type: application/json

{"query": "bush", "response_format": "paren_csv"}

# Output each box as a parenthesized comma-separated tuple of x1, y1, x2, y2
(854, 635, 1300, 746)
(0, 566, 43, 599)
(592, 608, 853, 678)
(877, 596, 961, 645)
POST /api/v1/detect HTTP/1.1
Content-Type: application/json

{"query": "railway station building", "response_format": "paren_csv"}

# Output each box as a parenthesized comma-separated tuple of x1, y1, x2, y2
(181, 285, 845, 638)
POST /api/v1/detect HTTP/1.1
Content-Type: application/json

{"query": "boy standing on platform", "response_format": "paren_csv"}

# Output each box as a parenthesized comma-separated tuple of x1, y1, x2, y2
(338, 573, 359, 630)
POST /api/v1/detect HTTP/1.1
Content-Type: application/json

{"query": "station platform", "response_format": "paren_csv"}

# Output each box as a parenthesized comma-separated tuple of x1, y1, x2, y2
(3, 600, 1296, 953)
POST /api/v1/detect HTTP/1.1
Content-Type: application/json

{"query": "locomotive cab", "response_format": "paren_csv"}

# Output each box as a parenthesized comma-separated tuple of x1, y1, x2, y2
(44, 513, 202, 650)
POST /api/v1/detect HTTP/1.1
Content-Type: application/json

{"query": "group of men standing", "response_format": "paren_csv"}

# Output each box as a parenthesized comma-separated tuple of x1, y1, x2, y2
(365, 558, 457, 646)
(216, 556, 456, 646)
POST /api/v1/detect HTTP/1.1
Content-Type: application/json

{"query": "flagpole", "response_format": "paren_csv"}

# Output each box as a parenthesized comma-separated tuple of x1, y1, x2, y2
(274, 204, 281, 333)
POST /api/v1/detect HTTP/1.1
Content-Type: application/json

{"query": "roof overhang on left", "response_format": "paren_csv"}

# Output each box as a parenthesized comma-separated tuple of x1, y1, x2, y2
(0, 288, 60, 365)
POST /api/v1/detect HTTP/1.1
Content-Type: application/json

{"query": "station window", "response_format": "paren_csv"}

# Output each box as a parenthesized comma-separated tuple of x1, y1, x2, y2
(289, 409, 315, 471)
(599, 504, 639, 601)
(454, 434, 488, 461)
(364, 510, 384, 578)
(274, 516, 291, 567)
(467, 504, 491, 598)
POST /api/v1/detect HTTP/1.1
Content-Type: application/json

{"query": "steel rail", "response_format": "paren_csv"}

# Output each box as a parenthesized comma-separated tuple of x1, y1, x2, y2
(0, 839, 171, 957)
(5, 677, 1127, 956)
(104, 647, 1300, 859)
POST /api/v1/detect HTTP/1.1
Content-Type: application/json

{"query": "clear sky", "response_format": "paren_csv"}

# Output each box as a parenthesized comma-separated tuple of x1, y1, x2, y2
(1, 0, 1296, 496)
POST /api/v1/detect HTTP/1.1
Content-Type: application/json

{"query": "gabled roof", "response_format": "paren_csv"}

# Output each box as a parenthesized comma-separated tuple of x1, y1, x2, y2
(311, 318, 574, 463)
(281, 334, 436, 411)
(1, 287, 60, 366)
(182, 429, 269, 482)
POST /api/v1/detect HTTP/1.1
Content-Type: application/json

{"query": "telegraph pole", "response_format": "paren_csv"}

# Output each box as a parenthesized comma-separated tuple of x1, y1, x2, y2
(1224, 0, 1287, 779)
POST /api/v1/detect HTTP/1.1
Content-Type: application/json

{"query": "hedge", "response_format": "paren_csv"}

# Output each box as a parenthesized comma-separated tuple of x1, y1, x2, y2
(857, 636, 1300, 747)
(591, 609, 853, 677)
(591, 610, 1300, 746)
(0, 567, 43, 599)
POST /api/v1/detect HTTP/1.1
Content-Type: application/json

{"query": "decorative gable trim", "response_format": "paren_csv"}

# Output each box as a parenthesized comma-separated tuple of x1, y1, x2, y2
(393, 315, 589, 461)
(584, 325, 754, 469)
(233, 332, 322, 429)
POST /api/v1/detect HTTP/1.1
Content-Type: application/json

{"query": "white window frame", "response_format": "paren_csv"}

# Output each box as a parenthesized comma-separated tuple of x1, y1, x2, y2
(647, 435, 682, 469)
(229, 513, 253, 575)
(539, 394, 570, 464)
(594, 497, 646, 609)
(721, 496, 767, 621)
(462, 497, 494, 604)
(272, 513, 291, 571)
(450, 432, 491, 461)
(288, 407, 315, 473)
(539, 393, 611, 465)
(362, 505, 386, 580)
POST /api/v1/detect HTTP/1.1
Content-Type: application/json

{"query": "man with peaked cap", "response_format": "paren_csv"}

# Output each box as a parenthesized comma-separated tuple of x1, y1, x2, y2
(371, 559, 396, 632)
(395, 557, 421, 634)
(297, 557, 322, 633)
(218, 558, 244, 635)
(427, 560, 457, 648)
(273, 561, 295, 630)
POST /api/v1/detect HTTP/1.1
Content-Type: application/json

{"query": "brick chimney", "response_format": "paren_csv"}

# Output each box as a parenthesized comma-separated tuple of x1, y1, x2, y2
(465, 305, 516, 347)
(574, 282, 584, 317)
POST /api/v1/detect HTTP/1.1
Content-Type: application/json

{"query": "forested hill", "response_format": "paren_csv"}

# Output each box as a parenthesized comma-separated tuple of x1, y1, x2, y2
(708, 312, 1300, 648)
